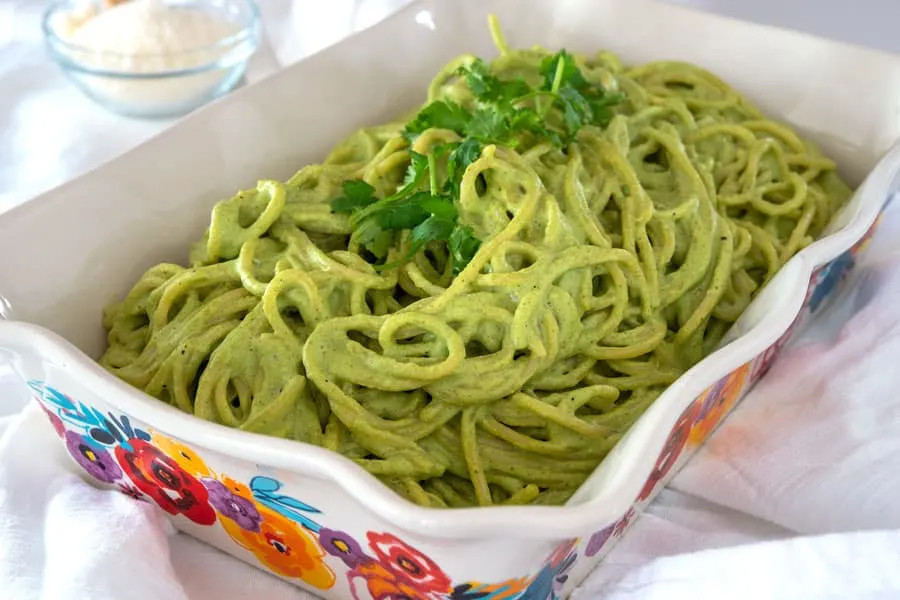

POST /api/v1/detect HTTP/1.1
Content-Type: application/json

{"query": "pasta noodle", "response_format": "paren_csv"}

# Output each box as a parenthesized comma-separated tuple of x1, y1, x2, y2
(100, 22, 851, 507)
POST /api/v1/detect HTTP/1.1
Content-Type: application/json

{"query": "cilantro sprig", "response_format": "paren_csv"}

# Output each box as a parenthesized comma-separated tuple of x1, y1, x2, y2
(405, 51, 623, 148)
(332, 148, 481, 274)
(331, 48, 622, 273)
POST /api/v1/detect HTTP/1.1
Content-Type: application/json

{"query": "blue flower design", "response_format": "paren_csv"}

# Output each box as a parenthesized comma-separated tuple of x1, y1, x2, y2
(519, 542, 577, 600)
(29, 380, 150, 450)
(808, 252, 854, 313)
(249, 475, 322, 532)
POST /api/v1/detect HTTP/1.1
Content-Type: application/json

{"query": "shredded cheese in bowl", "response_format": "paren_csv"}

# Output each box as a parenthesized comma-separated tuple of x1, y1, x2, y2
(67, 0, 241, 73)
(44, 0, 259, 117)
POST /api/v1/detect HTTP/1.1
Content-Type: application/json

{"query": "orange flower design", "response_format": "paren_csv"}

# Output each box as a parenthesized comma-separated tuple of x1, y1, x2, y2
(350, 561, 434, 600)
(221, 507, 335, 589)
(151, 433, 213, 479)
(688, 363, 750, 446)
(454, 578, 531, 600)
(217, 475, 254, 500)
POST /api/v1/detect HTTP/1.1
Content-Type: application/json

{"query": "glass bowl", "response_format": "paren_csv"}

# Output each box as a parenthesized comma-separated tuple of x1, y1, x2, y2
(42, 0, 260, 119)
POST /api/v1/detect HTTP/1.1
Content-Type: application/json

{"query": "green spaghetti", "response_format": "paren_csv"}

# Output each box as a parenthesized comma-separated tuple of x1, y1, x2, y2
(100, 19, 852, 507)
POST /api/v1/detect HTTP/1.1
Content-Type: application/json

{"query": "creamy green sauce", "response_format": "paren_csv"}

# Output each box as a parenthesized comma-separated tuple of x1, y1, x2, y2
(100, 39, 851, 507)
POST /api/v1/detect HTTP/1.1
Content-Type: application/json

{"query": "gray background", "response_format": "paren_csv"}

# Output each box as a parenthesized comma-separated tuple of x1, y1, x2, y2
(669, 0, 900, 55)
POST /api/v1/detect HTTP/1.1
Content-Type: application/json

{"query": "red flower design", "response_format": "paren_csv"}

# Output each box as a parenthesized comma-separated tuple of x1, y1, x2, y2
(117, 483, 147, 502)
(114, 439, 216, 525)
(612, 508, 636, 537)
(637, 401, 702, 501)
(546, 538, 578, 568)
(366, 531, 451, 595)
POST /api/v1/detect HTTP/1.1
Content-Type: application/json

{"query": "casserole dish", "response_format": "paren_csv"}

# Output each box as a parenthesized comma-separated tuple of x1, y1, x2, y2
(2, 0, 899, 597)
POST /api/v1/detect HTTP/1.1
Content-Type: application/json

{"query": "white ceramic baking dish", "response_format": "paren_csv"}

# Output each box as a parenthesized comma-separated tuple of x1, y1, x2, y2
(2, 0, 900, 597)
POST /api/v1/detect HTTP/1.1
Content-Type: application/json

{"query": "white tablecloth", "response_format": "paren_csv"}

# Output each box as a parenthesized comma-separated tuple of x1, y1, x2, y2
(2, 1, 900, 599)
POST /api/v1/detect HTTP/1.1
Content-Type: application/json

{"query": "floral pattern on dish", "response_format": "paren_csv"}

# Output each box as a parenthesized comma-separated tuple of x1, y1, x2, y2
(583, 507, 637, 559)
(64, 430, 122, 483)
(32, 380, 584, 598)
(688, 363, 750, 447)
(152, 432, 214, 479)
(114, 439, 217, 526)
(221, 505, 336, 588)
(636, 400, 702, 503)
(202, 477, 262, 532)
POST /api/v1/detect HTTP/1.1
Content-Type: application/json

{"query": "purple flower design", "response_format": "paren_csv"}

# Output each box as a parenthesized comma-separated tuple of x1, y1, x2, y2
(585, 523, 615, 557)
(318, 527, 370, 568)
(201, 478, 262, 532)
(64, 430, 122, 483)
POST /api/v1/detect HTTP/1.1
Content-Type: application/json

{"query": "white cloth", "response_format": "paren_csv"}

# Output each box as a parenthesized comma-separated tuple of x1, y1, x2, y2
(3, 1, 900, 599)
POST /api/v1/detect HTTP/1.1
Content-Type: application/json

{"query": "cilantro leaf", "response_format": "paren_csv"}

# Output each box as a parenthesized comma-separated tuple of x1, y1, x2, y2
(331, 179, 376, 213)
(587, 92, 625, 127)
(376, 201, 430, 231)
(459, 58, 529, 104)
(466, 108, 511, 144)
(444, 139, 483, 196)
(412, 214, 455, 245)
(375, 192, 456, 231)
(449, 225, 481, 274)
(539, 50, 588, 92)
(352, 186, 459, 265)
(460, 58, 495, 99)
(558, 86, 592, 138)
(413, 194, 458, 221)
(508, 108, 560, 146)
(401, 151, 429, 191)
(405, 101, 472, 137)
(354, 218, 395, 259)
(537, 49, 623, 132)
(375, 213, 456, 272)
